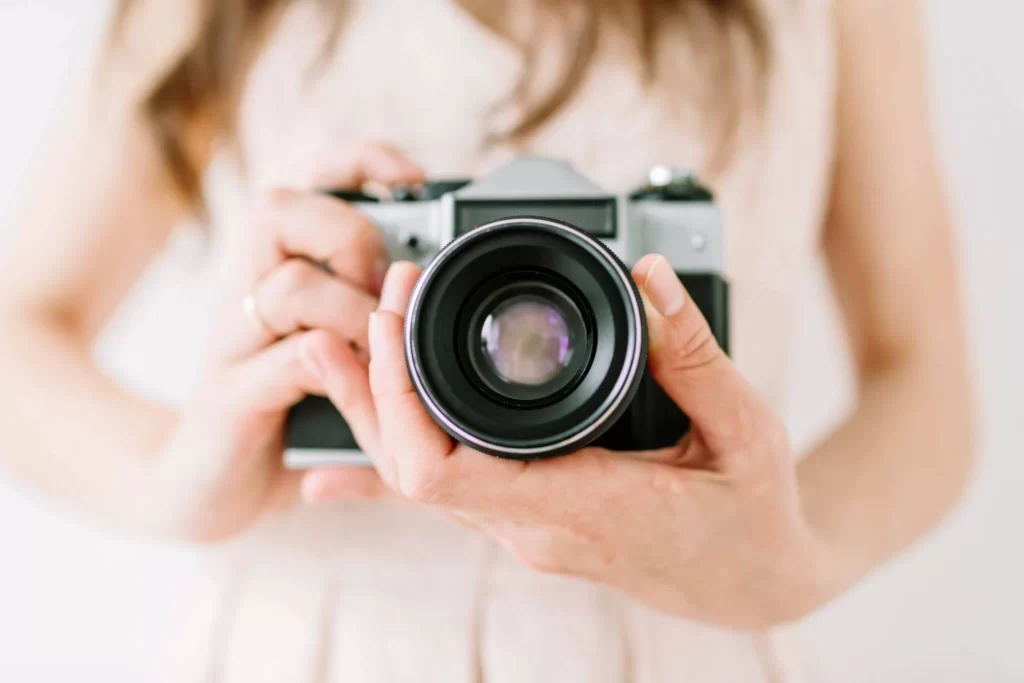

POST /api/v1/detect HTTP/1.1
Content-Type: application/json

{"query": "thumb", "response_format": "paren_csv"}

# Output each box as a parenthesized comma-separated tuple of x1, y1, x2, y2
(632, 254, 760, 452)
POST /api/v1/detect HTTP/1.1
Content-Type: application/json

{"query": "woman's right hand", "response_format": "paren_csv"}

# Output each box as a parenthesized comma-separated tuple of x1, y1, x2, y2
(140, 141, 423, 543)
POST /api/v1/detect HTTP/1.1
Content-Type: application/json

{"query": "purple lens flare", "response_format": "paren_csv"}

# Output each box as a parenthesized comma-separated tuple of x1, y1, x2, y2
(481, 296, 573, 386)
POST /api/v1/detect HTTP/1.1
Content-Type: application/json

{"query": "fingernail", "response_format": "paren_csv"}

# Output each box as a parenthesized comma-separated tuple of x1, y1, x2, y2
(378, 265, 405, 314)
(372, 257, 389, 294)
(298, 337, 326, 382)
(642, 255, 685, 316)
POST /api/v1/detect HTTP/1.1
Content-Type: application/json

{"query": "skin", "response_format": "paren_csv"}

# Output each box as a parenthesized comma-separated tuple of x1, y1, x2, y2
(0, 0, 973, 627)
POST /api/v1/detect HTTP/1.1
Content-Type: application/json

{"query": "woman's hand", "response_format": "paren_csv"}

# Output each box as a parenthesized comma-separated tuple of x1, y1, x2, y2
(142, 141, 419, 543)
(303, 256, 843, 628)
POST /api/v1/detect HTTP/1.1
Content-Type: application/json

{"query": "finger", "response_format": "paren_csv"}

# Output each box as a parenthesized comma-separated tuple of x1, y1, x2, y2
(220, 330, 334, 415)
(297, 330, 385, 471)
(218, 191, 387, 359)
(220, 142, 420, 361)
(369, 263, 459, 495)
(300, 467, 391, 503)
(375, 260, 420, 317)
(255, 258, 377, 350)
(632, 254, 770, 454)
(300, 139, 426, 191)
(255, 189, 389, 293)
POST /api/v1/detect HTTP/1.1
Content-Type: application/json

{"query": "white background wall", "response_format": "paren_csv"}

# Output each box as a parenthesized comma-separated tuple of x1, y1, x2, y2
(0, 1, 1021, 681)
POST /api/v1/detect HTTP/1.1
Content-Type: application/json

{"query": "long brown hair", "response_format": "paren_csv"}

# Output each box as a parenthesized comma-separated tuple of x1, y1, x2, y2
(110, 0, 771, 204)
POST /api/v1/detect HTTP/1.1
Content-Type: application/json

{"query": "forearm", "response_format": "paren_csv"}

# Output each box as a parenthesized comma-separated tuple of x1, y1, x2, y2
(0, 307, 177, 527)
(797, 350, 976, 592)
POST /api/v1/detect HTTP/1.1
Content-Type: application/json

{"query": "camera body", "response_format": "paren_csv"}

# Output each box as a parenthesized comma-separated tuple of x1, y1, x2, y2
(285, 157, 728, 468)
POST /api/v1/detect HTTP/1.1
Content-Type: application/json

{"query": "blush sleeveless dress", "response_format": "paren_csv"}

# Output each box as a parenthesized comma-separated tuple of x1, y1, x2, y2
(159, 0, 837, 680)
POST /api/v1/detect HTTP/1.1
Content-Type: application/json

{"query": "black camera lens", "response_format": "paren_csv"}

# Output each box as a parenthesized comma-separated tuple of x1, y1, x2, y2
(405, 217, 647, 460)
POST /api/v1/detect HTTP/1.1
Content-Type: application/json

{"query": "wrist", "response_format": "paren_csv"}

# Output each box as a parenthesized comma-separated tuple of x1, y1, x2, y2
(115, 428, 199, 541)
(753, 516, 851, 627)
(122, 410, 243, 544)
(71, 407, 184, 540)
(791, 518, 855, 619)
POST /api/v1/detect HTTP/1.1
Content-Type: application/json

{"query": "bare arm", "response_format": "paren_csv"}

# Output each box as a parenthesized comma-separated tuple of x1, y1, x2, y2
(0, 9, 197, 522)
(0, 3, 427, 539)
(798, 0, 976, 586)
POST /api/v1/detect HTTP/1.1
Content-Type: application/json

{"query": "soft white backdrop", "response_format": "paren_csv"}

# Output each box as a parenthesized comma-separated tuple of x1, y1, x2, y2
(0, 1, 1021, 681)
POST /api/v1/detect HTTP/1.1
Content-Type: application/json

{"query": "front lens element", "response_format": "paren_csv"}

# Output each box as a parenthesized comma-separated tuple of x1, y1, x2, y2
(481, 296, 573, 386)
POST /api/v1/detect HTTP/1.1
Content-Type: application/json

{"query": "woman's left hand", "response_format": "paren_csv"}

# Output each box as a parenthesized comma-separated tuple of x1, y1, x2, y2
(300, 256, 841, 628)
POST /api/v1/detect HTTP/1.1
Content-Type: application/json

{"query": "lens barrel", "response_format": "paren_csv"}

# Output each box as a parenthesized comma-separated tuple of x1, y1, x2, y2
(405, 217, 647, 459)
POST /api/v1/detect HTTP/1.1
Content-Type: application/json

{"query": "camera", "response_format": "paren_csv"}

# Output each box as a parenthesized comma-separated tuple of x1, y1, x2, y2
(284, 157, 728, 468)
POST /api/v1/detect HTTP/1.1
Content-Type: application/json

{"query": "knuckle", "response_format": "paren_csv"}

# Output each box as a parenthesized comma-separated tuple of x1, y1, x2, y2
(654, 323, 721, 389)
(341, 216, 384, 255)
(325, 212, 383, 284)
(670, 320, 721, 372)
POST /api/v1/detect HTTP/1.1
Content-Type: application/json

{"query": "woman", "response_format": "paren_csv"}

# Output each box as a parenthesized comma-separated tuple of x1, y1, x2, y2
(0, 0, 974, 680)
